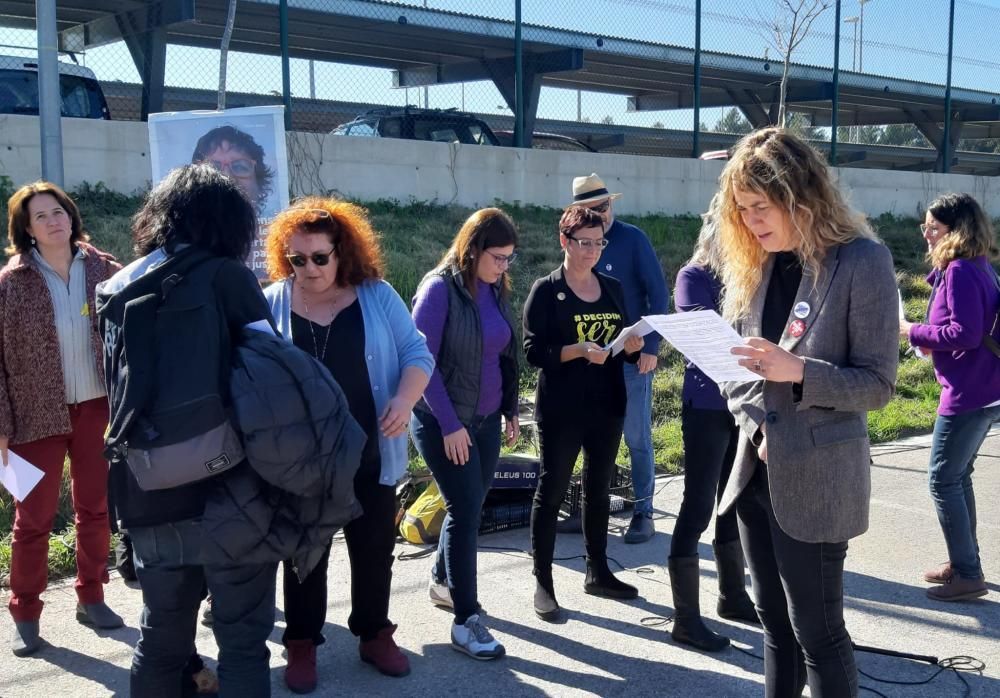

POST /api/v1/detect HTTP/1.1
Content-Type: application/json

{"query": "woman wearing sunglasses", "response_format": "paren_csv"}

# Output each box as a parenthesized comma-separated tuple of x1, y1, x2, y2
(264, 198, 433, 692)
(410, 207, 521, 661)
(522, 205, 644, 622)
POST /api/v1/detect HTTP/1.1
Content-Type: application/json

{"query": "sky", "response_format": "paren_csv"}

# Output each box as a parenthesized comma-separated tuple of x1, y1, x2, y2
(1, 0, 998, 133)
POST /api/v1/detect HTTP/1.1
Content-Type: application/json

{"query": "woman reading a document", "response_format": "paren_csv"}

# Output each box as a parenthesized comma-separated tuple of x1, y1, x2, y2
(716, 129, 898, 697)
(522, 205, 643, 622)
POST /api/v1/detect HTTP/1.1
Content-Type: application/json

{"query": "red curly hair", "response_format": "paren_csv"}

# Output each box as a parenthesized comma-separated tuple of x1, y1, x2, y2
(265, 197, 384, 284)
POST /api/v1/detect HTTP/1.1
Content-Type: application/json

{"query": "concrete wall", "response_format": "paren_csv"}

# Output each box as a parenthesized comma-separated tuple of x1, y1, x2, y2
(2, 115, 998, 220)
(0, 115, 150, 194)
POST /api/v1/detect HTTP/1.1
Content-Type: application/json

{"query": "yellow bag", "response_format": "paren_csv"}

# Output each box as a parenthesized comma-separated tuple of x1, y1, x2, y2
(399, 480, 447, 544)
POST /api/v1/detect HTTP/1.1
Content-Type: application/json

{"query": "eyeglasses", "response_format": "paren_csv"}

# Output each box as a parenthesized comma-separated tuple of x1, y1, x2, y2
(485, 250, 518, 267)
(564, 235, 609, 250)
(588, 201, 610, 214)
(207, 158, 255, 178)
(919, 224, 943, 235)
(286, 248, 336, 268)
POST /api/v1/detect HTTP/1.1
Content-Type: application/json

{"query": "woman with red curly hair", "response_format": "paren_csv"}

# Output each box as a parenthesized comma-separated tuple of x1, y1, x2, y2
(264, 198, 433, 691)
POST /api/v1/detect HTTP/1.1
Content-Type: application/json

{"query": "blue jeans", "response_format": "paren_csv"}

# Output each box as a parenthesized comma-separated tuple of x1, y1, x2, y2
(929, 405, 1000, 580)
(129, 519, 278, 698)
(410, 410, 502, 624)
(623, 363, 655, 514)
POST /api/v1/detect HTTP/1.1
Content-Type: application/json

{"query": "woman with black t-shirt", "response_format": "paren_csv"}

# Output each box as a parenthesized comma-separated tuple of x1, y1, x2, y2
(522, 205, 644, 622)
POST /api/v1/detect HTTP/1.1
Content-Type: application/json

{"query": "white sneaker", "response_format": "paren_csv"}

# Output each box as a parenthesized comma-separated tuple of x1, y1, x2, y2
(429, 576, 454, 609)
(450, 614, 505, 660)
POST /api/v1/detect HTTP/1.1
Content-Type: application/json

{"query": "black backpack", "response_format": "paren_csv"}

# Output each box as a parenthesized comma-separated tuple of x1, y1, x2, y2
(97, 248, 244, 491)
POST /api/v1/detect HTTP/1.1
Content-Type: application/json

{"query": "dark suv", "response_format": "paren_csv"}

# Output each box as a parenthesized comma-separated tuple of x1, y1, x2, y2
(332, 106, 499, 146)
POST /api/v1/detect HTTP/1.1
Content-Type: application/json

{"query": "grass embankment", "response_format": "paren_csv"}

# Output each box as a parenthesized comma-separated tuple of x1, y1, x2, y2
(0, 179, 969, 582)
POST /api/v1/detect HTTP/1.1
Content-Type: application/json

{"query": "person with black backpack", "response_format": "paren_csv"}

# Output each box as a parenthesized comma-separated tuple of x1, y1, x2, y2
(96, 165, 279, 697)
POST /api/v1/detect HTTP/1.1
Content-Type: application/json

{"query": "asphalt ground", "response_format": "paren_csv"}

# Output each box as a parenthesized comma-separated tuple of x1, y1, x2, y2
(1, 426, 998, 697)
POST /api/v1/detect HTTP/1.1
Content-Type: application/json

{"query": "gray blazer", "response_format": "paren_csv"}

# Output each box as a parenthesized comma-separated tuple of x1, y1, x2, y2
(719, 237, 899, 543)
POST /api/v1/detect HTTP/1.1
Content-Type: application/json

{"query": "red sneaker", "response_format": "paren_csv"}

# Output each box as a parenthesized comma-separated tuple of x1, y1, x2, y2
(284, 639, 317, 694)
(359, 624, 411, 677)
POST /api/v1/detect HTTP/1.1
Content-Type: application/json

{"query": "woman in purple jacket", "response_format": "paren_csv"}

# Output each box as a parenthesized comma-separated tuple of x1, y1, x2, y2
(900, 192, 1000, 602)
(669, 198, 759, 653)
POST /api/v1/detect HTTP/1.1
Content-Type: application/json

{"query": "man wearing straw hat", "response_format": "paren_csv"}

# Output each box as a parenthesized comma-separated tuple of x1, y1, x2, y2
(569, 173, 669, 544)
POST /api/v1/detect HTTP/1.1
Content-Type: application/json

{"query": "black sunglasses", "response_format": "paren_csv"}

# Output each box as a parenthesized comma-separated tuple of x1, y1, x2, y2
(286, 248, 335, 268)
(588, 201, 611, 213)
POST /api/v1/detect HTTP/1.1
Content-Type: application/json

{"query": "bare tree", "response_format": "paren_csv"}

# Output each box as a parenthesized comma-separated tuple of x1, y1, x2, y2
(217, 0, 239, 110)
(756, 0, 831, 128)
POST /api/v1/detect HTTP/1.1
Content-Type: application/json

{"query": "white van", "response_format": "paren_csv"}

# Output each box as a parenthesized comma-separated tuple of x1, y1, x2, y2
(0, 54, 110, 119)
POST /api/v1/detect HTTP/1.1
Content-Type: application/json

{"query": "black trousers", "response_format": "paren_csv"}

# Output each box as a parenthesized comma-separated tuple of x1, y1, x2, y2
(670, 405, 741, 558)
(531, 410, 624, 578)
(737, 463, 857, 698)
(283, 455, 397, 644)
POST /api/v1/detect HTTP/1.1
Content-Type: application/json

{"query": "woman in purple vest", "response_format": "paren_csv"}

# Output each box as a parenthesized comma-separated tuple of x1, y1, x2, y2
(900, 192, 1000, 602)
(410, 208, 521, 660)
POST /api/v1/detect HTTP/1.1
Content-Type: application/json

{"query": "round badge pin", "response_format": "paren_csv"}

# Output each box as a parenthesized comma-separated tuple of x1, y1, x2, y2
(556, 292, 566, 301)
(793, 301, 811, 319)
(605, 264, 612, 271)
(789, 319, 807, 337)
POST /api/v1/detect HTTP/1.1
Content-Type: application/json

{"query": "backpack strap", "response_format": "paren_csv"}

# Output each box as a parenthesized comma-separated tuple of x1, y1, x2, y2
(981, 262, 1000, 359)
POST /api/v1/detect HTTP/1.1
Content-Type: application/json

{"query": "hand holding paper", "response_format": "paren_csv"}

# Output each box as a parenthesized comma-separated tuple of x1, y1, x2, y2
(606, 318, 655, 356)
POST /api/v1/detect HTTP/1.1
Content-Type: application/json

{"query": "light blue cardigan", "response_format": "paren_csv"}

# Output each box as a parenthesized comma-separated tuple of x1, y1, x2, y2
(264, 278, 435, 486)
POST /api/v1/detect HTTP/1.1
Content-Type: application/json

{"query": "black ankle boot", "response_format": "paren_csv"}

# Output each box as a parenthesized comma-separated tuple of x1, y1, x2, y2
(713, 540, 760, 625)
(668, 556, 730, 653)
(584, 558, 638, 600)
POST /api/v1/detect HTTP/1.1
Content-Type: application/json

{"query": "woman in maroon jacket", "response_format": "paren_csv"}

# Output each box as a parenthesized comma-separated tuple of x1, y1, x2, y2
(1, 182, 122, 657)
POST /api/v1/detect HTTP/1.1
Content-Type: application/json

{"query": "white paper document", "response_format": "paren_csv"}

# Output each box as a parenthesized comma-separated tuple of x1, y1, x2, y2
(0, 451, 45, 502)
(642, 311, 762, 383)
(605, 318, 656, 356)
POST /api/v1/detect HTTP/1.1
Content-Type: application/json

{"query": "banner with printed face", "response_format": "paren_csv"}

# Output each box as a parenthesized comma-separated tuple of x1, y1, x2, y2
(148, 105, 289, 279)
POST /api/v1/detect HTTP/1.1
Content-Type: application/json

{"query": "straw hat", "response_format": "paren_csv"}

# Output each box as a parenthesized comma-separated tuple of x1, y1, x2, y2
(569, 173, 622, 207)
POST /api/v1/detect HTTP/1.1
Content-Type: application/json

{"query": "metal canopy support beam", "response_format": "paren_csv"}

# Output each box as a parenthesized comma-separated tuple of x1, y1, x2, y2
(907, 108, 944, 150)
(392, 49, 583, 88)
(629, 82, 833, 112)
(58, 0, 193, 51)
(937, 120, 963, 172)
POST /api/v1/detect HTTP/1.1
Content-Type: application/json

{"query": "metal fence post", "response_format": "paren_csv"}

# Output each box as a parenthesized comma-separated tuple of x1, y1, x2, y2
(942, 0, 955, 173)
(35, 0, 64, 186)
(692, 0, 701, 158)
(280, 0, 292, 131)
(831, 0, 841, 165)
(514, 0, 524, 148)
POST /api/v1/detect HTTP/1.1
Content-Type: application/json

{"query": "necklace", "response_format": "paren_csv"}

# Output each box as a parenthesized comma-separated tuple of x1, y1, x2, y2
(300, 290, 336, 361)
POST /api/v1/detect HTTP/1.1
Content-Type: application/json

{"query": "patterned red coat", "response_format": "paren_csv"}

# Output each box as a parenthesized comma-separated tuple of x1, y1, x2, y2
(0, 242, 120, 444)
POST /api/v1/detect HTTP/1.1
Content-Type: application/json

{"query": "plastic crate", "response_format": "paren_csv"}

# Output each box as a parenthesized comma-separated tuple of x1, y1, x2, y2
(561, 464, 634, 518)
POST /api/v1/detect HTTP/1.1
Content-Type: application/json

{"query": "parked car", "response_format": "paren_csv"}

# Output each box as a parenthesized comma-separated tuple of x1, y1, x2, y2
(698, 149, 730, 161)
(494, 130, 596, 153)
(0, 54, 110, 119)
(332, 106, 499, 146)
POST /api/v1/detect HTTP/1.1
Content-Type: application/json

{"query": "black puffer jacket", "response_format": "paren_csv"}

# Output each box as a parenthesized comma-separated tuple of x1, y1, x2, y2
(199, 328, 366, 580)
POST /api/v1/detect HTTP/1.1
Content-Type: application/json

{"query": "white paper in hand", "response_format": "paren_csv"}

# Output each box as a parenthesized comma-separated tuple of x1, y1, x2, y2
(642, 311, 762, 383)
(605, 318, 656, 356)
(0, 451, 45, 502)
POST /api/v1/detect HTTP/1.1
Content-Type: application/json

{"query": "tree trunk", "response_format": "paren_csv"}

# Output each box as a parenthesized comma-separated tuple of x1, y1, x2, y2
(779, 55, 791, 128)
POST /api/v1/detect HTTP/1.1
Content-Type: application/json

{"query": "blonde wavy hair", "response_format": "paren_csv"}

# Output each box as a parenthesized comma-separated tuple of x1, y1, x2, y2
(925, 193, 996, 270)
(687, 192, 725, 274)
(717, 128, 875, 321)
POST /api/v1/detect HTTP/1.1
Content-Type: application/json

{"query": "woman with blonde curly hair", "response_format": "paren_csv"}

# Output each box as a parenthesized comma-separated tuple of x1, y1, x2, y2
(900, 193, 999, 602)
(264, 198, 433, 691)
(715, 128, 899, 697)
